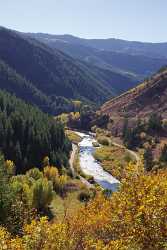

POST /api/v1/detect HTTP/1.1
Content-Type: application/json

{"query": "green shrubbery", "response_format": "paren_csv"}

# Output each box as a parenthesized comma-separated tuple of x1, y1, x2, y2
(97, 136, 110, 146)
(0, 154, 73, 234)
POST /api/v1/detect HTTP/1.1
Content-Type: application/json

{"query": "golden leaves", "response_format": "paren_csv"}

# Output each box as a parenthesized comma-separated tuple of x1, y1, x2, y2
(1, 166, 167, 249)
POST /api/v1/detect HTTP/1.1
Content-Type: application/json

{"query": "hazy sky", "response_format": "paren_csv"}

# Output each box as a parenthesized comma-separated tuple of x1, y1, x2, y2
(0, 0, 166, 42)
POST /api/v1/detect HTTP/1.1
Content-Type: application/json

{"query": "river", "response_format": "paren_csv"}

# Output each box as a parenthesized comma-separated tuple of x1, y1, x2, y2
(76, 132, 120, 192)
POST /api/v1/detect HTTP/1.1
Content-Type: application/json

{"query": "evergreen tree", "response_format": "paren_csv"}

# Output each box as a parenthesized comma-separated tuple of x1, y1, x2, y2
(148, 113, 162, 132)
(144, 147, 154, 171)
(0, 155, 11, 224)
(0, 90, 71, 173)
(122, 118, 129, 139)
(160, 144, 167, 162)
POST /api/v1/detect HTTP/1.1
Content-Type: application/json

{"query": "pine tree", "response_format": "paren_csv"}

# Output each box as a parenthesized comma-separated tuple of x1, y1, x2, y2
(148, 113, 162, 132)
(144, 147, 154, 171)
(0, 154, 12, 224)
(160, 144, 167, 162)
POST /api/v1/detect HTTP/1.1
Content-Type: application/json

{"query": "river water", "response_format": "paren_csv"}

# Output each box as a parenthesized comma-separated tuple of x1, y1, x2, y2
(76, 132, 120, 192)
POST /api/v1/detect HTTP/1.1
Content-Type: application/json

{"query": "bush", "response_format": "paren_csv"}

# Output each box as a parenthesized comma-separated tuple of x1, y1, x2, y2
(78, 191, 91, 202)
(86, 176, 95, 184)
(32, 178, 53, 212)
(54, 175, 68, 197)
(92, 141, 100, 147)
(124, 152, 133, 163)
(97, 136, 110, 146)
(26, 168, 43, 180)
(43, 166, 59, 185)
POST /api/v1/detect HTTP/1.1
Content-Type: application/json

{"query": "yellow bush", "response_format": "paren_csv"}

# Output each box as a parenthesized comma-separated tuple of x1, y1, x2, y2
(43, 166, 67, 196)
(5, 160, 15, 176)
(1, 168, 167, 250)
(43, 166, 59, 183)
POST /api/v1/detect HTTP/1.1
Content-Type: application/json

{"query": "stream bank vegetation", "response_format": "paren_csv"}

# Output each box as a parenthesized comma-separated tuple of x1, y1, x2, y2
(93, 111, 167, 173)
(92, 127, 137, 181)
(71, 138, 95, 184)
(94, 146, 136, 181)
(1, 154, 167, 249)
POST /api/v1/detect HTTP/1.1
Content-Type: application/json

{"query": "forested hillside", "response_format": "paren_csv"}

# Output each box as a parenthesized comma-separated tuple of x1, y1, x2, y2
(28, 33, 167, 81)
(34, 34, 167, 58)
(0, 59, 52, 112)
(0, 27, 114, 109)
(0, 59, 76, 114)
(0, 90, 71, 173)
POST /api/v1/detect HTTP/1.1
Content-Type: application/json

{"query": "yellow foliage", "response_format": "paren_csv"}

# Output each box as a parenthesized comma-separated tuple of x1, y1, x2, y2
(69, 170, 167, 249)
(0, 227, 23, 250)
(42, 156, 50, 168)
(2, 168, 167, 249)
(43, 166, 68, 195)
(5, 160, 15, 176)
(43, 166, 59, 183)
(94, 145, 142, 181)
(66, 130, 82, 144)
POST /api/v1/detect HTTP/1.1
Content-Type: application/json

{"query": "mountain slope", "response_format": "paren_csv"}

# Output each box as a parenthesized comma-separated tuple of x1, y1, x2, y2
(0, 58, 76, 114)
(0, 59, 52, 111)
(101, 67, 167, 119)
(24, 31, 140, 94)
(0, 89, 71, 173)
(27, 33, 167, 81)
(38, 34, 167, 58)
(0, 27, 114, 106)
(79, 38, 167, 59)
(25, 33, 167, 58)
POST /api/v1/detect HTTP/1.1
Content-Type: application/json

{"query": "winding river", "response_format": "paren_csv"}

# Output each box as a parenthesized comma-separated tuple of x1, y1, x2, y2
(76, 132, 120, 192)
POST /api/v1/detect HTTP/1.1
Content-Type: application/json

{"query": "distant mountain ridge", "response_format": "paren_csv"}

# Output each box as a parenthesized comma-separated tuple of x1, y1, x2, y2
(0, 26, 166, 116)
(26, 33, 167, 58)
(0, 26, 144, 115)
(26, 32, 167, 82)
(0, 27, 110, 102)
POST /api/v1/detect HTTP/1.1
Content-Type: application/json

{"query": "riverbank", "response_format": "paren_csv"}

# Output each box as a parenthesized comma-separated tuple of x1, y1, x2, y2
(75, 131, 120, 191)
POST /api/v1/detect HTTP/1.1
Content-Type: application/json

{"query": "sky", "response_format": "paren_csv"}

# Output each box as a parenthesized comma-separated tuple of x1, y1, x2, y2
(0, 0, 166, 42)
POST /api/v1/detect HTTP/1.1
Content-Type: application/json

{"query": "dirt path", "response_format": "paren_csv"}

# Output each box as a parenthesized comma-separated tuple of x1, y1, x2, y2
(69, 144, 78, 177)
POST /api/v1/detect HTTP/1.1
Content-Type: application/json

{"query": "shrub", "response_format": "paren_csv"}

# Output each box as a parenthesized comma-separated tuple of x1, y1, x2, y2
(124, 152, 133, 163)
(86, 176, 95, 184)
(26, 168, 43, 180)
(32, 178, 53, 212)
(43, 166, 59, 184)
(92, 141, 100, 147)
(78, 191, 91, 202)
(97, 136, 110, 146)
(54, 175, 68, 197)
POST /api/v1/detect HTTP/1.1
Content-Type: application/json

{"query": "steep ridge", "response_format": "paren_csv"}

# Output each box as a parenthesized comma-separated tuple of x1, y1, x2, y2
(0, 59, 53, 112)
(0, 27, 113, 107)
(26, 33, 167, 81)
(26, 33, 167, 58)
(101, 68, 167, 119)
(24, 32, 140, 93)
